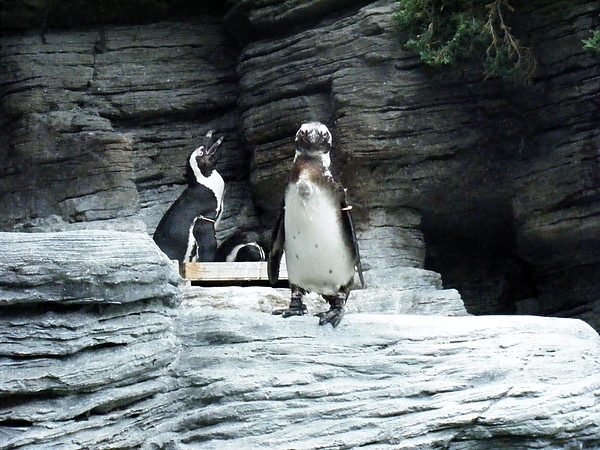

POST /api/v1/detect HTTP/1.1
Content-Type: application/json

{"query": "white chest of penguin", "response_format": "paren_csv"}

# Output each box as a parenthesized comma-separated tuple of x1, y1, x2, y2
(284, 174, 354, 295)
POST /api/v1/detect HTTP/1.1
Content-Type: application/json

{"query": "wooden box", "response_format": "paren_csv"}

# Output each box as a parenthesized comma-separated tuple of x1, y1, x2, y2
(181, 261, 288, 285)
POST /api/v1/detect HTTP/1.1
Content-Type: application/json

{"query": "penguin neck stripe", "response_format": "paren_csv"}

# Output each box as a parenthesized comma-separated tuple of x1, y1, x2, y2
(190, 149, 203, 182)
(189, 155, 225, 218)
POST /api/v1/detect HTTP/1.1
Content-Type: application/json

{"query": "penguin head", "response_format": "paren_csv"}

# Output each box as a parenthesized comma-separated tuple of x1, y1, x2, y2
(187, 129, 224, 183)
(294, 122, 332, 160)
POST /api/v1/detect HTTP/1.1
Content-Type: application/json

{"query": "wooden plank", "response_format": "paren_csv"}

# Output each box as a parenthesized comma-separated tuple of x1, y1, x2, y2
(182, 261, 288, 282)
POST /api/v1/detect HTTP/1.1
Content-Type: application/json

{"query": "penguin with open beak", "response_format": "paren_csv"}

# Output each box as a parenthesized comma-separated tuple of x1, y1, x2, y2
(153, 130, 225, 263)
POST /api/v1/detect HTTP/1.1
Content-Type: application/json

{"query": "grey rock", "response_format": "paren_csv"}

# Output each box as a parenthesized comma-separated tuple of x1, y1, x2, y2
(0, 299, 174, 358)
(1, 231, 598, 449)
(0, 230, 180, 449)
(0, 19, 243, 235)
(0, 110, 142, 231)
(1, 1, 598, 331)
(0, 231, 180, 305)
(5, 305, 600, 449)
(154, 306, 600, 450)
(348, 287, 465, 317)
(178, 267, 466, 317)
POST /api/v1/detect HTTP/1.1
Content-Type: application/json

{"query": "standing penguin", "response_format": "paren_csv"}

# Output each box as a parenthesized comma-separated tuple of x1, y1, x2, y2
(268, 121, 365, 327)
(153, 130, 225, 263)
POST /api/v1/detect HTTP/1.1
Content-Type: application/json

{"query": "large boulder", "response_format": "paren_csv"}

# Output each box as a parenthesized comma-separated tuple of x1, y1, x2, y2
(158, 303, 600, 449)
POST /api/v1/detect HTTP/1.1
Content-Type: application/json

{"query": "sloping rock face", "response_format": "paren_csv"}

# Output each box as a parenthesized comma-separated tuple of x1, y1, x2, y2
(0, 1, 598, 330)
(0, 231, 180, 448)
(1, 231, 599, 449)
(162, 307, 600, 450)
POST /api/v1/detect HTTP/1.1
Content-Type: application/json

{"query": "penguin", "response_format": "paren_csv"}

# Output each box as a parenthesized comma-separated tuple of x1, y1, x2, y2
(215, 229, 266, 262)
(153, 130, 225, 263)
(268, 121, 365, 327)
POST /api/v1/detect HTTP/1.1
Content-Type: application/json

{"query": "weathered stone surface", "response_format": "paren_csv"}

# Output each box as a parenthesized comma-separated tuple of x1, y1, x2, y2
(6, 300, 598, 449)
(0, 109, 145, 231)
(155, 307, 600, 450)
(178, 266, 466, 317)
(0, 231, 179, 305)
(504, 0, 600, 331)
(1, 231, 598, 449)
(0, 18, 251, 238)
(0, 230, 180, 448)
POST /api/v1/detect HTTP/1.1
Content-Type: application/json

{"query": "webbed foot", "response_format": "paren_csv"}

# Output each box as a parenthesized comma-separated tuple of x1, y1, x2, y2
(319, 291, 349, 327)
(272, 304, 308, 318)
(272, 286, 307, 318)
(316, 307, 345, 327)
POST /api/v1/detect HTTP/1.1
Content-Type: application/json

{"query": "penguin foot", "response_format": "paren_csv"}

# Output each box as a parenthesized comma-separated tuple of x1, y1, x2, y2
(272, 305, 308, 318)
(316, 307, 345, 327)
(272, 299, 308, 318)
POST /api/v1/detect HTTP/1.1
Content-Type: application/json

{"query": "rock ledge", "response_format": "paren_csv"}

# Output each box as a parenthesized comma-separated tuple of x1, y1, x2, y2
(1, 231, 598, 449)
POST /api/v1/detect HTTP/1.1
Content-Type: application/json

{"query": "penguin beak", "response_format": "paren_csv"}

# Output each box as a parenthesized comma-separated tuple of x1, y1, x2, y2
(206, 136, 224, 158)
(307, 129, 321, 144)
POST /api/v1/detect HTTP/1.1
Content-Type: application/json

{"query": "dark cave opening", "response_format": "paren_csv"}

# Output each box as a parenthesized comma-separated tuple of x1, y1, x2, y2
(421, 198, 539, 316)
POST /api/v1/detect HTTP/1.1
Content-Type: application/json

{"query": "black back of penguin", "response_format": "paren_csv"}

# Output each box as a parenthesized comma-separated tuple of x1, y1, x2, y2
(153, 130, 225, 263)
(215, 230, 267, 262)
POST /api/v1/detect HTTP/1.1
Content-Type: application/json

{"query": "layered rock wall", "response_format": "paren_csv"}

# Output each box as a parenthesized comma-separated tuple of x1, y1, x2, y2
(510, 0, 600, 325)
(0, 231, 180, 448)
(0, 1, 598, 329)
(0, 16, 255, 239)
(227, 0, 600, 326)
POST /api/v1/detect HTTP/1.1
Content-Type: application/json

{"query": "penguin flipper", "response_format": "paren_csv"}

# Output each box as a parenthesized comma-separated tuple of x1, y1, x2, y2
(268, 204, 285, 284)
(341, 200, 365, 289)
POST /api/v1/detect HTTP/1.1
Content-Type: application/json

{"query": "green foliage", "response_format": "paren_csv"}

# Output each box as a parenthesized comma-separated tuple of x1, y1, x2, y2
(582, 30, 600, 54)
(393, 0, 536, 82)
